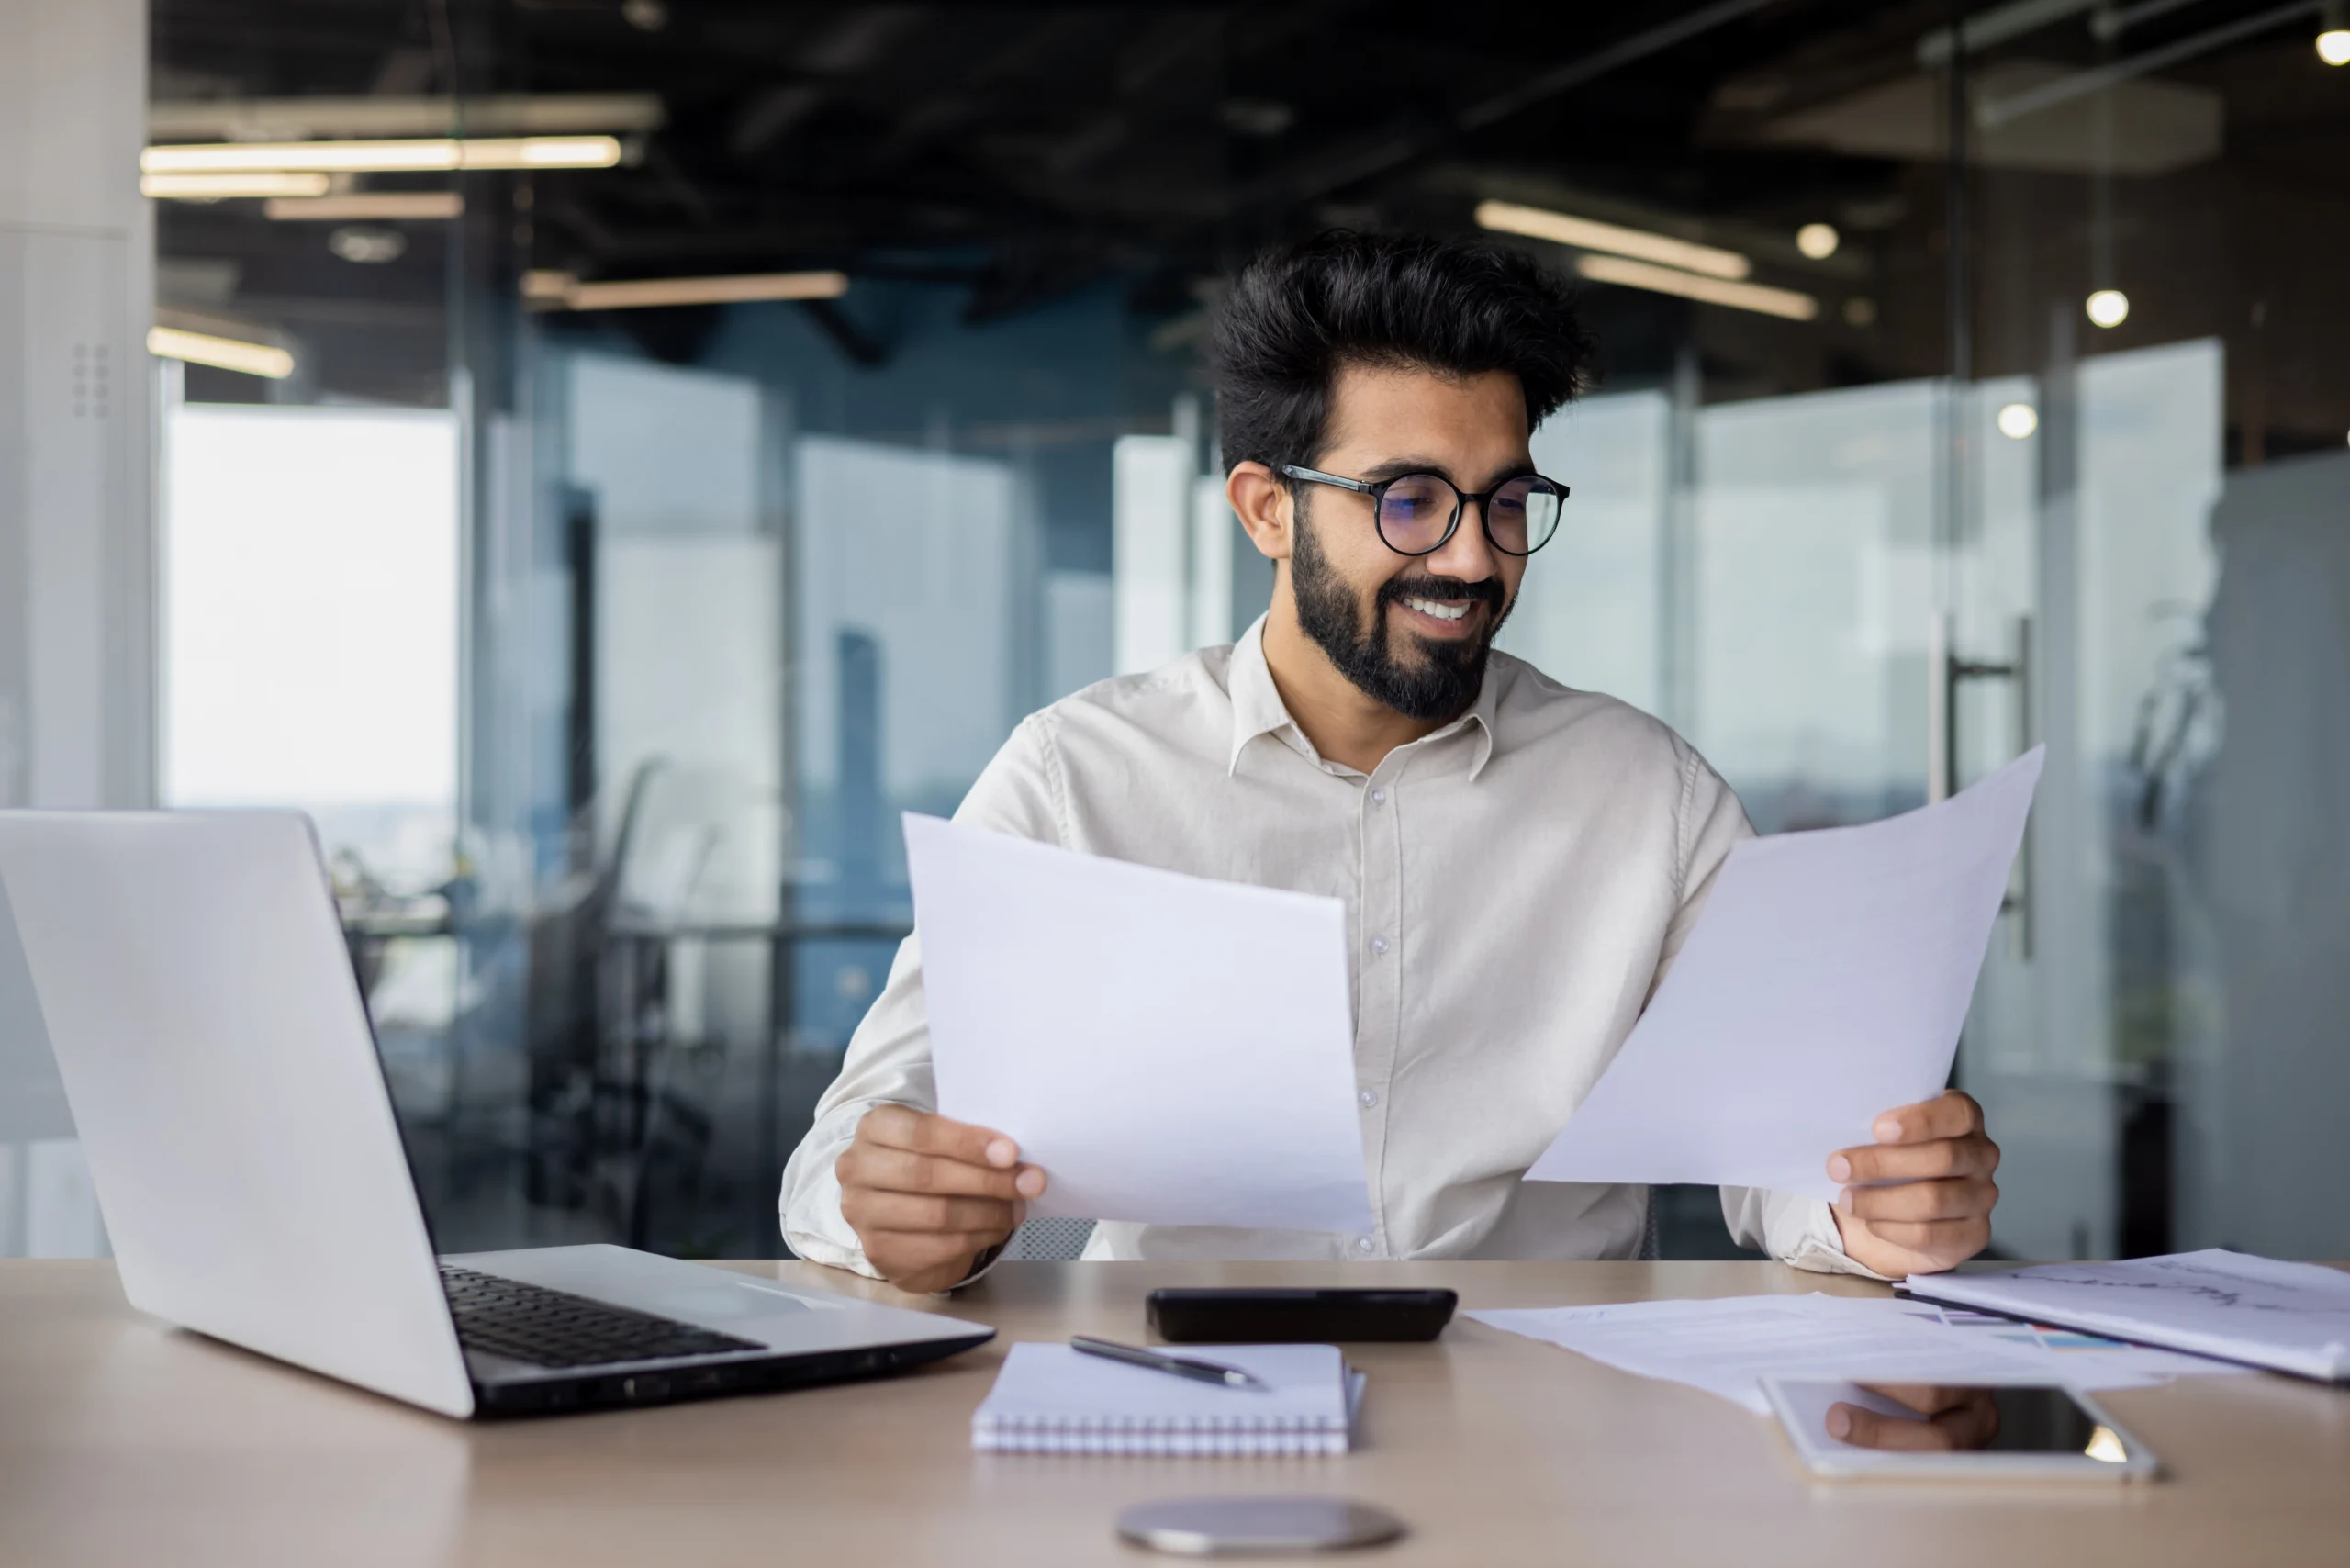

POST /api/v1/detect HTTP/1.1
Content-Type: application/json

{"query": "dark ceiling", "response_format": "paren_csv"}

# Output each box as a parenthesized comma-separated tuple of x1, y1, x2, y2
(151, 0, 2350, 442)
(152, 2, 1938, 313)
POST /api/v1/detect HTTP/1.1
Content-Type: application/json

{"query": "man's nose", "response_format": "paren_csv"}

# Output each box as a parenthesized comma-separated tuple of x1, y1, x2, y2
(1423, 497, 1502, 584)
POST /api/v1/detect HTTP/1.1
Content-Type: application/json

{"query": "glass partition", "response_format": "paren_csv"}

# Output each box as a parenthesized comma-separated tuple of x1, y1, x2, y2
(129, 1, 2350, 1265)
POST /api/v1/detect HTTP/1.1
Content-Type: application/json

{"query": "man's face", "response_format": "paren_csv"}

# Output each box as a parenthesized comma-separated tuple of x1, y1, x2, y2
(1287, 363, 1533, 723)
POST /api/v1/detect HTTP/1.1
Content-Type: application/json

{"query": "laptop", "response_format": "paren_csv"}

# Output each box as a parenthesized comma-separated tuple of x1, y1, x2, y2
(0, 809, 992, 1418)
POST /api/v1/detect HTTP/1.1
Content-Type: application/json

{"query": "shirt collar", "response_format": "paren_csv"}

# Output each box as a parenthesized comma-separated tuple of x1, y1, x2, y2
(1225, 616, 1502, 781)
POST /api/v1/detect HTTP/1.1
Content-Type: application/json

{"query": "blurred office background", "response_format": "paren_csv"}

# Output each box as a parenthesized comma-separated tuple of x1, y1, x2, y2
(3, 0, 2345, 1263)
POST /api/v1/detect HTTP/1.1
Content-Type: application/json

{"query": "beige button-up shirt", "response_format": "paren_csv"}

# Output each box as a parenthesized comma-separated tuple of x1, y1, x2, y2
(781, 619, 1865, 1280)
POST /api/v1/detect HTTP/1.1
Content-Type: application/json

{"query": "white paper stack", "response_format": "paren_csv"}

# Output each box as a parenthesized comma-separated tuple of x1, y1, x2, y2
(971, 1342, 1364, 1455)
(1466, 1292, 2243, 1415)
(1905, 1250, 2350, 1382)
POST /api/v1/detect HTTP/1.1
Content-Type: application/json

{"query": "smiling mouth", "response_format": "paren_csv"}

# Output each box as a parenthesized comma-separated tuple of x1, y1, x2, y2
(1401, 596, 1473, 622)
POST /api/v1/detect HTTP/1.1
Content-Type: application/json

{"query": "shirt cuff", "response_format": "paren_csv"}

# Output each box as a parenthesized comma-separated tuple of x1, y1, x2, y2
(950, 1238, 1011, 1291)
(778, 1126, 886, 1282)
(1720, 1185, 1897, 1282)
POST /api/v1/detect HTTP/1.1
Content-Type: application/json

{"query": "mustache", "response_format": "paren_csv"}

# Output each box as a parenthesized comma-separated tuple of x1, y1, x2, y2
(1378, 575, 1505, 611)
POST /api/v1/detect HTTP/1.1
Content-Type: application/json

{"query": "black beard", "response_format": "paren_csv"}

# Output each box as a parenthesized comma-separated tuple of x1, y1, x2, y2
(1289, 498, 1510, 724)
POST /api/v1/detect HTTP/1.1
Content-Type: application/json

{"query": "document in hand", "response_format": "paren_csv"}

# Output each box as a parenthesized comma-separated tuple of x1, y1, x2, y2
(1526, 747, 2043, 1203)
(903, 815, 1375, 1234)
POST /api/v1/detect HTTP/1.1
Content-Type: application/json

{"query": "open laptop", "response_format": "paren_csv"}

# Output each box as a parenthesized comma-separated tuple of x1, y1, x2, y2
(0, 810, 991, 1418)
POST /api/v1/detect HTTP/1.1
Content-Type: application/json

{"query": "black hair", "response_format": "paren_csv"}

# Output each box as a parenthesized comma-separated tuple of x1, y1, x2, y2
(1208, 230, 1595, 475)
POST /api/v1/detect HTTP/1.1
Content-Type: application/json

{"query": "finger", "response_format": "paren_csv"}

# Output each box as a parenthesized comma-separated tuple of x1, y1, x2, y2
(864, 1229, 1008, 1282)
(858, 1104, 1022, 1169)
(1830, 1136, 1997, 1186)
(1869, 1090, 1983, 1146)
(837, 1144, 1026, 1200)
(1858, 1383, 1979, 1417)
(1827, 1403, 1956, 1452)
(840, 1189, 1020, 1237)
(1846, 1216, 1989, 1260)
(1841, 1176, 1998, 1225)
(1929, 1393, 2001, 1450)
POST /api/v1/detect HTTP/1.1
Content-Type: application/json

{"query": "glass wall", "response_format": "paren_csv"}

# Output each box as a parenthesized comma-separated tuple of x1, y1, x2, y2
(132, 1, 2350, 1264)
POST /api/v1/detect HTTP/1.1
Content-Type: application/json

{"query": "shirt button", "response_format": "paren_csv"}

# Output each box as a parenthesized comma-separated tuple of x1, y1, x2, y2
(1370, 935, 1389, 955)
(1370, 788, 1386, 804)
(1355, 1236, 1377, 1254)
(1359, 1088, 1379, 1109)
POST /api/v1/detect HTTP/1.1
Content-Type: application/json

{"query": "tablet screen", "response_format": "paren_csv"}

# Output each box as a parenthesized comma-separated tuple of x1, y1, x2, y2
(1793, 1383, 2127, 1459)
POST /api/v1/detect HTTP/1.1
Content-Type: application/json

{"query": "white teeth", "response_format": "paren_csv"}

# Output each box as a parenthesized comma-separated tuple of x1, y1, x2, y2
(1404, 597, 1469, 622)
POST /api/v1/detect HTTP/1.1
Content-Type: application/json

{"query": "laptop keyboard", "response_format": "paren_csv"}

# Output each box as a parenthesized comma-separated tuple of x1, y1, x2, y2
(441, 1265, 764, 1370)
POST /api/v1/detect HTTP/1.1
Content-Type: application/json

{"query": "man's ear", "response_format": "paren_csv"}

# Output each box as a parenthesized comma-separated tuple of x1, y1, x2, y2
(1227, 462, 1293, 564)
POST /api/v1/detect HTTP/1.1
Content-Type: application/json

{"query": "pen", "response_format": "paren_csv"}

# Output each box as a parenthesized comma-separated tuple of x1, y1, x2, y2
(1070, 1335, 1271, 1391)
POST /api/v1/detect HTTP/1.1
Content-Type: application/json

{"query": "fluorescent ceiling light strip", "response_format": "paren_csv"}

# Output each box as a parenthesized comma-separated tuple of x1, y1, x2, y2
(1475, 199, 1750, 281)
(149, 93, 665, 140)
(147, 326, 295, 379)
(1917, 0, 2097, 67)
(140, 135, 621, 174)
(1574, 254, 1818, 321)
(264, 193, 465, 221)
(141, 171, 333, 199)
(558, 271, 851, 310)
(1977, 0, 2323, 126)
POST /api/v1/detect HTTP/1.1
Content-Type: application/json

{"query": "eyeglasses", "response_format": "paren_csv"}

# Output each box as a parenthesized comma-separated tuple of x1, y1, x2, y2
(1278, 465, 1569, 557)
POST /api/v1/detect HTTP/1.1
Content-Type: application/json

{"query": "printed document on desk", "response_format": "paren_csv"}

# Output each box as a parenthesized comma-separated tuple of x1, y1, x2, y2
(1905, 1250, 2350, 1382)
(1467, 1293, 2244, 1416)
(1526, 747, 2043, 1203)
(905, 814, 1375, 1235)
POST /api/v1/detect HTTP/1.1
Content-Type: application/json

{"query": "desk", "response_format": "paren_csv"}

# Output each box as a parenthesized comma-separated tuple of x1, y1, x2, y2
(3, 1260, 2344, 1567)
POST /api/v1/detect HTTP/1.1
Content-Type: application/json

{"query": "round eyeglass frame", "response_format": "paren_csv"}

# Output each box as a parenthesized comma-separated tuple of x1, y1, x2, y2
(1277, 464, 1570, 557)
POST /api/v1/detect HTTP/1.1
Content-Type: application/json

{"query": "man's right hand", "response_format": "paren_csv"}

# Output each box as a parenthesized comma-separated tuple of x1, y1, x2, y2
(834, 1105, 1047, 1294)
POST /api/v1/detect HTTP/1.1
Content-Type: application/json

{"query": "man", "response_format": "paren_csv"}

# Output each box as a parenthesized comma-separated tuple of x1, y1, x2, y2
(781, 231, 2000, 1294)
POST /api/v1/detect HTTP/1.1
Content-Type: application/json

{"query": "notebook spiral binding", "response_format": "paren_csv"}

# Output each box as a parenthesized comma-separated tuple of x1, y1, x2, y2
(973, 1410, 1350, 1456)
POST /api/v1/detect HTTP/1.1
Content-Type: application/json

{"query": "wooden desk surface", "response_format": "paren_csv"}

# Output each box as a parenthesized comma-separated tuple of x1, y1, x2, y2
(3, 1259, 2344, 1567)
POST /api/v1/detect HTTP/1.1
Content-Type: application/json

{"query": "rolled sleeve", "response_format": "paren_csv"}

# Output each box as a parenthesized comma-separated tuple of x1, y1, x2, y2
(1719, 1186, 1894, 1280)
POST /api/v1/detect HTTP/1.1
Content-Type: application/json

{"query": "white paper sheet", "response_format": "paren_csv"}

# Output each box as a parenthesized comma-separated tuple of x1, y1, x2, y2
(1466, 1293, 2244, 1416)
(904, 814, 1376, 1234)
(1526, 747, 2044, 1202)
(1905, 1250, 2350, 1381)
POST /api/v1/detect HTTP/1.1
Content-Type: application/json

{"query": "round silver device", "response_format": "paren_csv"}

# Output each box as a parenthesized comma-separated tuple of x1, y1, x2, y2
(1115, 1495, 1407, 1556)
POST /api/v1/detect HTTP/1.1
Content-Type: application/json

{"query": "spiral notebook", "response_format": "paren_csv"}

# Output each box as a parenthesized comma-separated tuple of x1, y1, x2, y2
(972, 1342, 1365, 1455)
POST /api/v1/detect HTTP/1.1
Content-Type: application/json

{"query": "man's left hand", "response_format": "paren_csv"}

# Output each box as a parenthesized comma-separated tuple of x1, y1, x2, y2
(1828, 1090, 2000, 1277)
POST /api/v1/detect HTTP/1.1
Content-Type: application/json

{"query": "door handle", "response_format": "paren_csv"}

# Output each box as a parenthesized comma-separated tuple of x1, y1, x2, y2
(1927, 613, 2033, 958)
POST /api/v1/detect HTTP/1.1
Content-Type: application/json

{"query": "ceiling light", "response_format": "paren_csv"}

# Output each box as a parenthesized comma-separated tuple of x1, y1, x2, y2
(1796, 222, 1841, 260)
(151, 94, 664, 141)
(1841, 296, 1878, 328)
(329, 227, 408, 264)
(147, 326, 294, 379)
(141, 171, 332, 200)
(265, 193, 464, 221)
(540, 270, 851, 311)
(140, 135, 622, 175)
(2086, 288, 2131, 329)
(1476, 199, 1751, 281)
(2320, 28, 2350, 65)
(1997, 402, 2039, 440)
(520, 270, 577, 305)
(1573, 254, 1818, 320)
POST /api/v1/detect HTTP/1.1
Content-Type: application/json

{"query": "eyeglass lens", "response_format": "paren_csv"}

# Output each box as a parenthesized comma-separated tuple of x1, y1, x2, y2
(1375, 475, 1562, 555)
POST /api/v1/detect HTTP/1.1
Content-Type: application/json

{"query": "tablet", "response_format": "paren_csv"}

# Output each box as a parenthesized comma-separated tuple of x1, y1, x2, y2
(1763, 1380, 2159, 1481)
